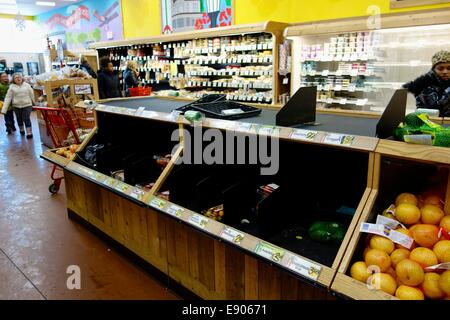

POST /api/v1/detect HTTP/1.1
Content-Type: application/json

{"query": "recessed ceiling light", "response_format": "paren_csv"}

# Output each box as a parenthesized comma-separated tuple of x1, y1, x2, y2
(36, 1, 56, 6)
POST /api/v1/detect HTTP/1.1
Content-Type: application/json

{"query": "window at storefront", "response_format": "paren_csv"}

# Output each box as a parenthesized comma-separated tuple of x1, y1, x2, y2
(390, 0, 450, 8)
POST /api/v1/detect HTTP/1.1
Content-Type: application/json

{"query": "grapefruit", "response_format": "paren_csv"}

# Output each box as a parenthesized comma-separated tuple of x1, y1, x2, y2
(438, 270, 450, 296)
(365, 249, 391, 273)
(440, 215, 450, 233)
(395, 204, 421, 225)
(368, 273, 397, 295)
(370, 236, 395, 254)
(395, 285, 425, 300)
(395, 228, 416, 250)
(409, 247, 438, 268)
(422, 273, 445, 299)
(396, 259, 425, 286)
(350, 261, 372, 283)
(410, 224, 440, 248)
(423, 194, 443, 208)
(421, 205, 444, 225)
(390, 249, 410, 268)
(395, 193, 418, 207)
(433, 240, 450, 263)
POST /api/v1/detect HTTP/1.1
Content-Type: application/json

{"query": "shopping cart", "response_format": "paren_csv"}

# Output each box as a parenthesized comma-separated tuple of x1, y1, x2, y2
(34, 106, 95, 194)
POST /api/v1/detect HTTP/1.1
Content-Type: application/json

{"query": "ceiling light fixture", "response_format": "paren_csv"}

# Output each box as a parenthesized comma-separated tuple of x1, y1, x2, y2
(36, 1, 56, 6)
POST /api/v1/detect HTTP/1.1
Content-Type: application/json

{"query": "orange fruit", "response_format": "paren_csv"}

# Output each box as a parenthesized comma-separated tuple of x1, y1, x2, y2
(422, 273, 445, 299)
(395, 193, 418, 207)
(410, 224, 440, 248)
(421, 205, 444, 225)
(438, 270, 450, 296)
(395, 285, 425, 300)
(410, 247, 438, 268)
(350, 261, 372, 283)
(368, 273, 397, 295)
(370, 236, 395, 254)
(396, 259, 425, 287)
(386, 267, 397, 280)
(395, 204, 421, 225)
(395, 228, 415, 250)
(390, 249, 410, 268)
(433, 240, 450, 263)
(365, 249, 391, 273)
(440, 216, 450, 233)
(423, 195, 443, 208)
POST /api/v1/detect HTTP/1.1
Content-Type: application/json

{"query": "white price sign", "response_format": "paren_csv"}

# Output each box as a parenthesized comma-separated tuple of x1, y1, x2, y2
(188, 214, 209, 229)
(290, 129, 318, 141)
(219, 227, 245, 245)
(254, 242, 285, 263)
(166, 204, 184, 218)
(74, 84, 92, 95)
(322, 133, 355, 146)
(149, 197, 167, 210)
(285, 254, 322, 281)
(130, 187, 145, 201)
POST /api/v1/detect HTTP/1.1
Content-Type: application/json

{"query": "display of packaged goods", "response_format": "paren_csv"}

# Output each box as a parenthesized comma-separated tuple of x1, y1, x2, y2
(93, 26, 281, 104)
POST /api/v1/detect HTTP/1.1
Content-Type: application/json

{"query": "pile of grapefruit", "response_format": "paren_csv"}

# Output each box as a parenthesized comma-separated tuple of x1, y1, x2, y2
(350, 192, 450, 300)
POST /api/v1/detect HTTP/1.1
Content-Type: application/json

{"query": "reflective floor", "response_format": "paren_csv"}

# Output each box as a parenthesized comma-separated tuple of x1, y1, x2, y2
(0, 112, 179, 300)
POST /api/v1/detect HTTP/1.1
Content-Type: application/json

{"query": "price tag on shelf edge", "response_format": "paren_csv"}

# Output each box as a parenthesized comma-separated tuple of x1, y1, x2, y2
(360, 223, 414, 249)
(115, 182, 129, 193)
(188, 213, 209, 229)
(166, 204, 184, 218)
(220, 227, 245, 245)
(290, 129, 318, 141)
(149, 197, 167, 210)
(254, 242, 285, 263)
(322, 133, 355, 146)
(285, 254, 322, 281)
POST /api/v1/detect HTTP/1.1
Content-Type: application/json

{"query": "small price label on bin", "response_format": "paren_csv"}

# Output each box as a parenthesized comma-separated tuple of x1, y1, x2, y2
(290, 129, 317, 141)
(74, 84, 92, 95)
(149, 197, 167, 210)
(254, 242, 285, 263)
(285, 253, 322, 281)
(322, 133, 355, 146)
(130, 187, 145, 201)
(220, 227, 245, 245)
(188, 214, 209, 229)
(166, 204, 184, 218)
(115, 182, 128, 193)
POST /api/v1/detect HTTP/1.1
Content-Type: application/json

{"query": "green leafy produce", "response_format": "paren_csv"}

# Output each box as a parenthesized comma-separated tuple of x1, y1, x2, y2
(308, 222, 346, 243)
(404, 112, 424, 128)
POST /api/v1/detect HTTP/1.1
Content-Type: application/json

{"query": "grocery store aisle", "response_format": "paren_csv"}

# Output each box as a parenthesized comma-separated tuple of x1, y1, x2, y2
(0, 112, 179, 300)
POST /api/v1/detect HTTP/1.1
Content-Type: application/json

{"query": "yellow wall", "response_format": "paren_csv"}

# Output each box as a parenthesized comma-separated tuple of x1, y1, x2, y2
(121, 0, 450, 39)
(121, 0, 161, 39)
(235, 0, 450, 25)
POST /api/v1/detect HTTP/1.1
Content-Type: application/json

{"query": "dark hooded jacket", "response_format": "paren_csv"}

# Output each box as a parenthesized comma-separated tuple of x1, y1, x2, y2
(97, 69, 121, 100)
(403, 70, 450, 117)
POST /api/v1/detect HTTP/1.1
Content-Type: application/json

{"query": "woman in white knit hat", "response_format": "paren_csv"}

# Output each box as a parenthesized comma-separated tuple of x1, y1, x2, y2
(403, 50, 450, 117)
(1, 73, 35, 139)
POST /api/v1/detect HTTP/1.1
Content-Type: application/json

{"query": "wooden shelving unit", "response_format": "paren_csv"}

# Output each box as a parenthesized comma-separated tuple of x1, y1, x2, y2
(90, 22, 287, 105)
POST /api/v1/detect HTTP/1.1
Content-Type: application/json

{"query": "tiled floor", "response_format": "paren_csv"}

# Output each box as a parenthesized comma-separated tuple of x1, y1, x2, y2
(0, 112, 179, 300)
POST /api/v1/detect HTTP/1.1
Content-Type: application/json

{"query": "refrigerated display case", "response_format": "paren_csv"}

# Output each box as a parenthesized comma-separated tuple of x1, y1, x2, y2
(285, 8, 450, 115)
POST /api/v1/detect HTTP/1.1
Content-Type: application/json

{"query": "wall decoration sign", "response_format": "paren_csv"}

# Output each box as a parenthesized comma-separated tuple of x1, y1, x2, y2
(36, 0, 123, 50)
(161, 0, 233, 34)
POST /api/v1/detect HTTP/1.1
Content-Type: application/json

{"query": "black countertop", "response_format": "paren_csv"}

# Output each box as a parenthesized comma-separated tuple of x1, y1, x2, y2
(102, 97, 379, 137)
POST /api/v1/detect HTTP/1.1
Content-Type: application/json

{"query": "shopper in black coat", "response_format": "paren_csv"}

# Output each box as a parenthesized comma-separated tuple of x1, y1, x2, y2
(97, 57, 121, 100)
(123, 60, 140, 97)
(403, 50, 450, 117)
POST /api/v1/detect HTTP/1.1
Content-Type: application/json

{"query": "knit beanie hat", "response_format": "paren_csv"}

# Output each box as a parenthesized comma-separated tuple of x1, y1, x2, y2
(432, 50, 450, 68)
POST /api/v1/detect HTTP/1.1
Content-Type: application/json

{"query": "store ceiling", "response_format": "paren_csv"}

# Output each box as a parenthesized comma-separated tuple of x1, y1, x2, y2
(0, 0, 84, 16)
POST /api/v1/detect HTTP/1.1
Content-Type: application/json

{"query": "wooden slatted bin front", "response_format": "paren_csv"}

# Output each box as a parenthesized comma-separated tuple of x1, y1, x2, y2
(158, 121, 379, 297)
(332, 140, 450, 300)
